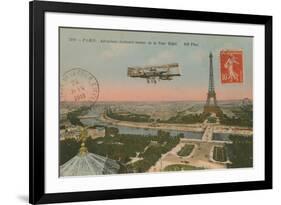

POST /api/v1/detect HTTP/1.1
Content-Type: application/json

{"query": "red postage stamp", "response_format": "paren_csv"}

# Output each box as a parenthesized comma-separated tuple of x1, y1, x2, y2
(220, 50, 243, 83)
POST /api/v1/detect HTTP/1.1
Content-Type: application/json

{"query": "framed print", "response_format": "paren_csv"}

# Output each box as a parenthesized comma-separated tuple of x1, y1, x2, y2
(29, 1, 272, 204)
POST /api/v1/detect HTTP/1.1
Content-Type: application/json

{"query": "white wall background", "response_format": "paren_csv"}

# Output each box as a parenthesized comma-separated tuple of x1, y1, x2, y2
(0, 0, 279, 204)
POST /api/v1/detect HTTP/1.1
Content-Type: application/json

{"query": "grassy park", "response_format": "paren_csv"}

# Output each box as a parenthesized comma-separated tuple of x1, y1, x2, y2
(226, 135, 253, 168)
(164, 164, 203, 171)
(59, 129, 180, 173)
(213, 146, 227, 162)
(177, 144, 194, 157)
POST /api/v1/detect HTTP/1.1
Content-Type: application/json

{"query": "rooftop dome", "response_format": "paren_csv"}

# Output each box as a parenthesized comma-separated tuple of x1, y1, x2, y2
(60, 143, 120, 176)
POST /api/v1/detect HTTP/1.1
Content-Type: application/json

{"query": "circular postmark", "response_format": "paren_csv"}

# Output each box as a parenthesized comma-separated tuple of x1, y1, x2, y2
(60, 68, 99, 107)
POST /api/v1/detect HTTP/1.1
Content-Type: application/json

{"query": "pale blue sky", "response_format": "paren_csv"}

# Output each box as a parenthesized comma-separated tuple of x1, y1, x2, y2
(60, 27, 253, 101)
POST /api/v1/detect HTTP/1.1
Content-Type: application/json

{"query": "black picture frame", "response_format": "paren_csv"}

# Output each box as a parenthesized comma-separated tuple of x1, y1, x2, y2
(29, 0, 272, 204)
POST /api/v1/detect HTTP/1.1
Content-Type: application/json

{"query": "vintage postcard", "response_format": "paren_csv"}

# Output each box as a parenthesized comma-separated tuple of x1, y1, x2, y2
(59, 27, 253, 177)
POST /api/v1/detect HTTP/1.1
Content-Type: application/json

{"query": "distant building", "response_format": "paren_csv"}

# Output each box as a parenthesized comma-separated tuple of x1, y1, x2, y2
(88, 127, 105, 139)
(242, 98, 252, 106)
(150, 141, 159, 146)
(60, 126, 81, 141)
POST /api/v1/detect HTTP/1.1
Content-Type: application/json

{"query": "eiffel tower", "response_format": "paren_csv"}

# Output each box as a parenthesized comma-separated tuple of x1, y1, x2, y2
(203, 52, 222, 115)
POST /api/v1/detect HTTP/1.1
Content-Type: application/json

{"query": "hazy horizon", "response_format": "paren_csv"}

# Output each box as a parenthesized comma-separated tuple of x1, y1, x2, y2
(61, 98, 252, 103)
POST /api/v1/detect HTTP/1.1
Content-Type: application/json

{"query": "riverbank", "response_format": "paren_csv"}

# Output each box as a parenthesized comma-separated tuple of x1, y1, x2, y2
(100, 112, 253, 136)
(101, 113, 204, 132)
